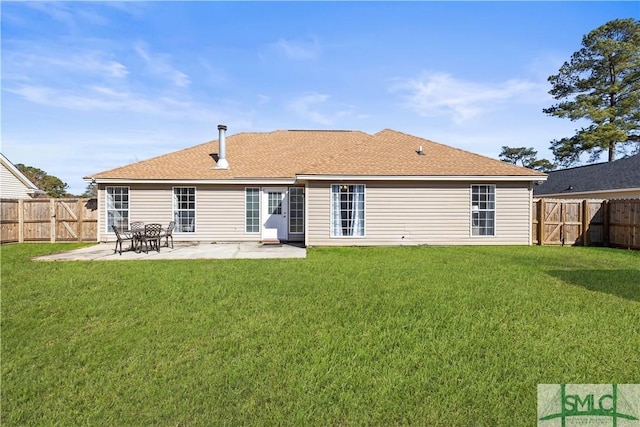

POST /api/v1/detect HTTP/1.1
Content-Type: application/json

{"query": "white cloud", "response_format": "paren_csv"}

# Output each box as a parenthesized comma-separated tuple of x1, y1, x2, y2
(18, 2, 144, 29)
(23, 2, 78, 27)
(270, 37, 322, 60)
(288, 93, 334, 125)
(134, 41, 191, 87)
(287, 92, 360, 126)
(5, 84, 219, 123)
(390, 72, 547, 124)
(3, 48, 128, 80)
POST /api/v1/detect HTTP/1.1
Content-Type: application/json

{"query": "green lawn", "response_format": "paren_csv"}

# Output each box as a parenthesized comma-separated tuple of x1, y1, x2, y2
(2, 244, 639, 426)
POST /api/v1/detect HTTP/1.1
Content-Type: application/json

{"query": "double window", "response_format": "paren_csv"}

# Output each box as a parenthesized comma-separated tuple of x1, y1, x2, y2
(331, 184, 365, 237)
(106, 186, 129, 231)
(471, 185, 495, 236)
(173, 187, 195, 232)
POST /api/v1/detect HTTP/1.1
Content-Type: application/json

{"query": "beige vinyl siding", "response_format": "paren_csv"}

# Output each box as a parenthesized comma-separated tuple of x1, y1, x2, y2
(1, 164, 34, 199)
(306, 180, 532, 246)
(98, 184, 257, 243)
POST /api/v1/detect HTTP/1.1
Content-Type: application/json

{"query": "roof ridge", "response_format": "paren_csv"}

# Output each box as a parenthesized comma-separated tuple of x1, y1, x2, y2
(551, 153, 640, 173)
(286, 129, 356, 132)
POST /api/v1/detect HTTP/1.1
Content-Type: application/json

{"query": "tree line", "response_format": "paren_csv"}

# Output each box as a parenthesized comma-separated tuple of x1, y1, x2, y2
(15, 164, 96, 198)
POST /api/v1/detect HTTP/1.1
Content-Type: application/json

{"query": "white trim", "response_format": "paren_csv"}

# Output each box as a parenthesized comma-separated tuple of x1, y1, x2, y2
(297, 174, 547, 182)
(0, 153, 46, 194)
(88, 178, 296, 185)
(330, 184, 366, 238)
(536, 187, 640, 199)
(304, 182, 310, 247)
(172, 186, 197, 233)
(470, 184, 496, 237)
(244, 187, 261, 234)
(288, 187, 305, 235)
(88, 175, 547, 186)
(528, 183, 533, 246)
(105, 186, 130, 233)
(261, 187, 288, 242)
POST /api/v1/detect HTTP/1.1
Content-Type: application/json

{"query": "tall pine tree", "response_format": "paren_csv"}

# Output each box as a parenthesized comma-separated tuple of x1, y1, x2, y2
(543, 18, 640, 166)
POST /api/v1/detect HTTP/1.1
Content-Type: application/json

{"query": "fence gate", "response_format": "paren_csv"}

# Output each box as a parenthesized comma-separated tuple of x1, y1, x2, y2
(538, 199, 583, 246)
(534, 198, 607, 247)
(1, 198, 97, 243)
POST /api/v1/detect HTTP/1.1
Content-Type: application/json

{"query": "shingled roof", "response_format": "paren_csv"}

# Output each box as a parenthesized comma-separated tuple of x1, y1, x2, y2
(533, 154, 640, 196)
(88, 129, 545, 181)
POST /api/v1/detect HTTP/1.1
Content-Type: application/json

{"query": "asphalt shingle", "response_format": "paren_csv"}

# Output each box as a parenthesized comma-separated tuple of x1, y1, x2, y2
(533, 154, 640, 196)
(88, 129, 545, 180)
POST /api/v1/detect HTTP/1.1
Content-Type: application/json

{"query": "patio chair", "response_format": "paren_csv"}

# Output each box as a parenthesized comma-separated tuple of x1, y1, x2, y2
(130, 221, 145, 231)
(129, 222, 146, 252)
(112, 225, 134, 255)
(160, 221, 175, 248)
(140, 223, 163, 253)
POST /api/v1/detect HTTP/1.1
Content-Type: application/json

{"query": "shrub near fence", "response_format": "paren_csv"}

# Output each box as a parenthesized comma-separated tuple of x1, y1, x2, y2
(533, 198, 640, 250)
(1, 198, 98, 243)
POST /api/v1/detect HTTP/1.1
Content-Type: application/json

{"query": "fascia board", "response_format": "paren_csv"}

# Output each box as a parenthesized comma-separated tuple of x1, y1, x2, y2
(86, 178, 297, 185)
(295, 174, 548, 182)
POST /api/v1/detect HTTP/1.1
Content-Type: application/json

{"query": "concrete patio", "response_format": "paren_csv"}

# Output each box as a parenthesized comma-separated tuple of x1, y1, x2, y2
(32, 242, 307, 261)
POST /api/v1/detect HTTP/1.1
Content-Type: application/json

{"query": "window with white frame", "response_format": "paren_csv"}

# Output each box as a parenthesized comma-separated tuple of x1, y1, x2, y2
(268, 191, 283, 215)
(106, 186, 129, 231)
(471, 185, 495, 236)
(245, 188, 260, 233)
(331, 184, 365, 237)
(173, 187, 196, 232)
(289, 187, 304, 233)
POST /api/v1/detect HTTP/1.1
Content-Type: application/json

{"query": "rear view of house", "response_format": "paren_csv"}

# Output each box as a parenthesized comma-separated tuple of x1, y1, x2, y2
(86, 127, 546, 246)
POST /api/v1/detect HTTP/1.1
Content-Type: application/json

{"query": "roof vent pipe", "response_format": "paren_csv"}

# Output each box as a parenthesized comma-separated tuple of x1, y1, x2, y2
(417, 145, 425, 155)
(215, 124, 229, 169)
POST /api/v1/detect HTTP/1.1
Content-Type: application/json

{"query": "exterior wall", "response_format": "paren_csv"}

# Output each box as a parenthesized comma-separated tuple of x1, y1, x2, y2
(0, 163, 34, 199)
(306, 180, 533, 246)
(96, 181, 532, 246)
(97, 184, 304, 243)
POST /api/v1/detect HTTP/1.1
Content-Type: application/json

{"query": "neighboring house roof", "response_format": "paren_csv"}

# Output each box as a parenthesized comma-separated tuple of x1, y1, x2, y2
(533, 154, 640, 197)
(0, 153, 44, 198)
(87, 128, 546, 182)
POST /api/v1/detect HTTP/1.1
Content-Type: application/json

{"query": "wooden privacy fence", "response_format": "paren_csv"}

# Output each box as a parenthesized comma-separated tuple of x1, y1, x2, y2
(1, 198, 98, 243)
(533, 198, 640, 249)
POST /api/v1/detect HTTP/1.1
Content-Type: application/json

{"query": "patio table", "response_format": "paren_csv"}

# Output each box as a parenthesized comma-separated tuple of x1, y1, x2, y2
(126, 225, 147, 253)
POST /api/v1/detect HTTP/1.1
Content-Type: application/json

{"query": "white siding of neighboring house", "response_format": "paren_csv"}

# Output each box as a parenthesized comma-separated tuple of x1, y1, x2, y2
(0, 162, 36, 199)
(305, 180, 533, 246)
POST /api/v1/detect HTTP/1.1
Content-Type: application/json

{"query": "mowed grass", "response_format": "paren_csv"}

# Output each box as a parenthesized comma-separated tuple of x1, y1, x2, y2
(2, 244, 639, 426)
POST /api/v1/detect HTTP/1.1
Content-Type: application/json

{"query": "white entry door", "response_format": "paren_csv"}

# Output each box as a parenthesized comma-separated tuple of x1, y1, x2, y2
(262, 188, 288, 242)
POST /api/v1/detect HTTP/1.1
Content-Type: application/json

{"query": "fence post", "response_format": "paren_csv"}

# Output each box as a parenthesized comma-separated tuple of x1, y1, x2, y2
(603, 200, 610, 247)
(50, 199, 56, 243)
(582, 199, 589, 247)
(18, 199, 24, 243)
(538, 199, 545, 246)
(78, 199, 84, 241)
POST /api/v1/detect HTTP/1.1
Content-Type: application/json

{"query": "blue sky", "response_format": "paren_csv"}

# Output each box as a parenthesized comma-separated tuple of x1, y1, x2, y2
(2, 1, 638, 195)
